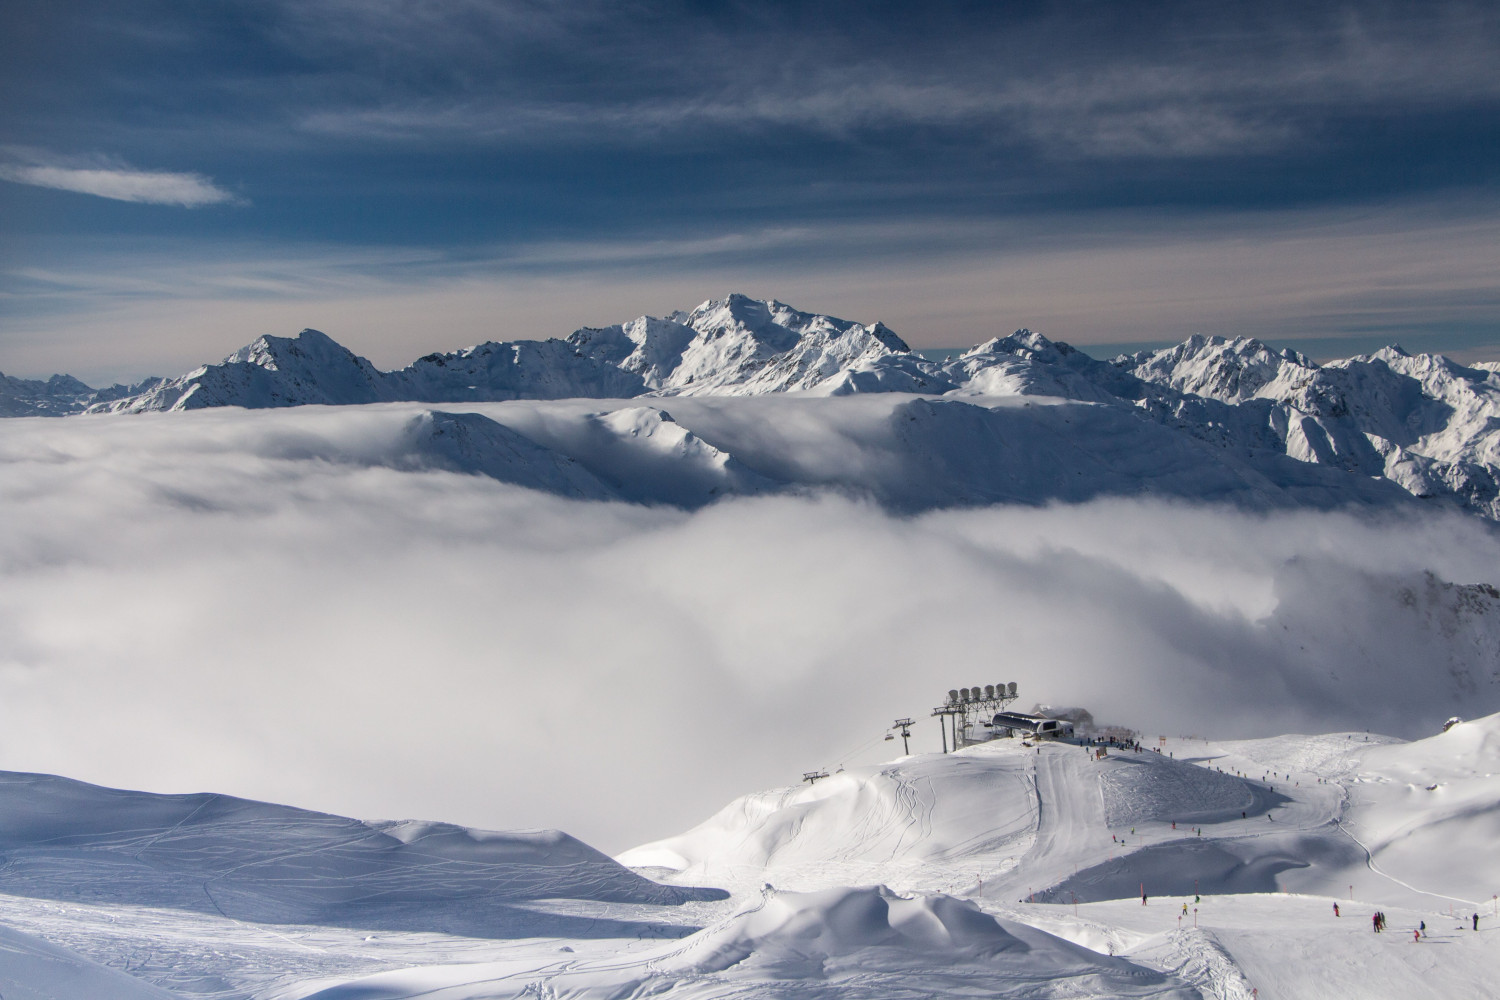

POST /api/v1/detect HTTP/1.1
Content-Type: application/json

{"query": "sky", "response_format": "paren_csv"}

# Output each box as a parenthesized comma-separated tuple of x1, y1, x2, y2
(2, 1, 1499, 382)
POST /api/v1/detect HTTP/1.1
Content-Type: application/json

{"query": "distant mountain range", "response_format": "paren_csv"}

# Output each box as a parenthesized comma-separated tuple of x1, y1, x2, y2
(8, 293, 1500, 518)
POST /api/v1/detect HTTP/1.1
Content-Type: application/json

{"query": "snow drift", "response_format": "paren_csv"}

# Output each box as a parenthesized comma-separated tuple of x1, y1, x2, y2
(288, 884, 1196, 999)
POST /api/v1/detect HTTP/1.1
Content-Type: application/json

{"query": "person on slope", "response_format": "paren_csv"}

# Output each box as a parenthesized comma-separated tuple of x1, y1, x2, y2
(1414, 929, 1421, 943)
(1333, 903, 1339, 917)
(1372, 913, 1381, 933)
(1474, 913, 1480, 931)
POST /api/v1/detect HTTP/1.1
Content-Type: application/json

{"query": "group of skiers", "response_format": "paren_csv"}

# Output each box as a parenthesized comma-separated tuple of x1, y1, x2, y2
(1351, 904, 1481, 939)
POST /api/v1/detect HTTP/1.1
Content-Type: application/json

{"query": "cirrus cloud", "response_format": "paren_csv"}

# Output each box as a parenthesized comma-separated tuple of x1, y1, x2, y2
(0, 152, 239, 208)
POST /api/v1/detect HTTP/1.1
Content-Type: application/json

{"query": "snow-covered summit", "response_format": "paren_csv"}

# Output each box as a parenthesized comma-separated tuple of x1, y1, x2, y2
(568, 293, 928, 395)
(1116, 334, 1317, 404)
(90, 328, 396, 412)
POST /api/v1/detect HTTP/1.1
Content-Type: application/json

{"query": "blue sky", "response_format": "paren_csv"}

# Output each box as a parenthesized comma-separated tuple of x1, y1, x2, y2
(2, 0, 1499, 382)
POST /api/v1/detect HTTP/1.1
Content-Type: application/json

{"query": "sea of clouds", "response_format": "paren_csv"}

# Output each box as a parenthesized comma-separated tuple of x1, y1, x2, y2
(2, 402, 1498, 853)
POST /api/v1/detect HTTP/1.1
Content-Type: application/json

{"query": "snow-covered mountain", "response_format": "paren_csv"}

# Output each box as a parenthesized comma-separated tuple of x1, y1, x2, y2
(88, 328, 643, 413)
(12, 293, 1500, 518)
(0, 369, 163, 416)
(1115, 335, 1500, 518)
(567, 294, 940, 396)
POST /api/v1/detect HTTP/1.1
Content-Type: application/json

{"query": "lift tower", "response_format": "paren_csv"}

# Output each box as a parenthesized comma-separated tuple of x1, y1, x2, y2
(931, 683, 1019, 752)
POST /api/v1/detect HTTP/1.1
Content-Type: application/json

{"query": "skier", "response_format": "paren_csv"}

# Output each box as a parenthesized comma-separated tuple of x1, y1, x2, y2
(1182, 903, 1188, 915)
(1474, 913, 1480, 931)
(1333, 903, 1339, 917)
(1414, 929, 1421, 943)
(1372, 913, 1380, 933)
(1419, 920, 1425, 936)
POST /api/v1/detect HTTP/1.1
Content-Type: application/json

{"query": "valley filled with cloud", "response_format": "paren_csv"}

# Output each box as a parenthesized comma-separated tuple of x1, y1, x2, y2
(4, 397, 1497, 852)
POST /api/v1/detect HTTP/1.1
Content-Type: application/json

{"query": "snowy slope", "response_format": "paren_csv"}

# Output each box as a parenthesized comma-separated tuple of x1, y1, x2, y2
(288, 885, 1198, 999)
(625, 718, 1500, 913)
(400, 410, 620, 500)
(2, 723, 1500, 998)
(0, 922, 180, 1000)
(618, 743, 1040, 894)
(0, 770, 722, 937)
(1344, 716, 1500, 902)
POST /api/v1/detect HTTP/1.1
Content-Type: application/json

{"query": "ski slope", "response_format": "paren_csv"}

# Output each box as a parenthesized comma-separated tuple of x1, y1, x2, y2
(2, 723, 1499, 996)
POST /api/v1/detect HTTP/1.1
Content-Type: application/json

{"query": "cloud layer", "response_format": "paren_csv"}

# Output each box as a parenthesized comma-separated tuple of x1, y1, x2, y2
(2, 401, 1498, 853)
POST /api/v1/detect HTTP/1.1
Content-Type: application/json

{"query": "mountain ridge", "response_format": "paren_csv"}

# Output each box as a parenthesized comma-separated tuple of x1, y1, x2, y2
(11, 294, 1500, 518)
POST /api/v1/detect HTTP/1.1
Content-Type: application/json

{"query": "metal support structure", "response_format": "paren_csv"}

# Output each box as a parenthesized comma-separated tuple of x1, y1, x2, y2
(891, 718, 914, 755)
(802, 770, 829, 785)
(931, 683, 1020, 752)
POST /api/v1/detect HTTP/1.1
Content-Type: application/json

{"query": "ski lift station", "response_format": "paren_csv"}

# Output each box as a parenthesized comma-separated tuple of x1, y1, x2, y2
(989, 711, 1075, 740)
(929, 684, 1077, 752)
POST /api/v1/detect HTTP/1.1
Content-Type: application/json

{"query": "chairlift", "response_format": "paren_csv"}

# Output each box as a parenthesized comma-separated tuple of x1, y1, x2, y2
(884, 734, 895, 740)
